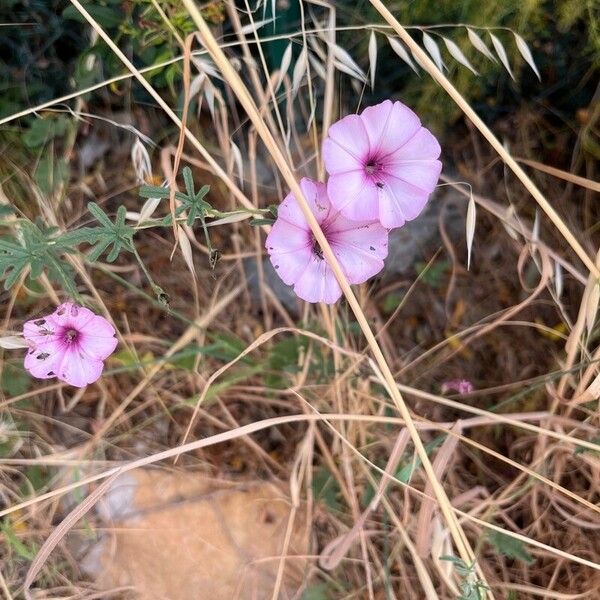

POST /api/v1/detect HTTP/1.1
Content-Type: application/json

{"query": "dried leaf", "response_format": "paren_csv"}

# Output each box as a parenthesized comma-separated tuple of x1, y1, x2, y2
(131, 137, 151, 184)
(443, 37, 478, 74)
(490, 33, 515, 80)
(137, 197, 162, 224)
(467, 28, 496, 62)
(466, 193, 476, 270)
(334, 60, 367, 83)
(239, 18, 273, 36)
(532, 209, 540, 243)
(230, 141, 243, 185)
(276, 42, 293, 91)
(514, 33, 541, 80)
(177, 225, 196, 279)
(331, 43, 366, 81)
(387, 36, 419, 74)
(308, 53, 326, 81)
(368, 30, 377, 89)
(0, 335, 29, 349)
(292, 47, 307, 97)
(422, 32, 445, 72)
(586, 283, 599, 335)
(554, 262, 563, 299)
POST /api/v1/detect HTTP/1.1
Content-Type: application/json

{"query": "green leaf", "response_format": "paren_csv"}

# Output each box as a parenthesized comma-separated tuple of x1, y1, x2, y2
(0, 223, 78, 295)
(63, 203, 135, 263)
(0, 520, 36, 561)
(250, 218, 275, 226)
(0, 363, 31, 396)
(312, 467, 342, 512)
(488, 530, 534, 564)
(23, 117, 68, 148)
(62, 3, 123, 28)
(301, 583, 332, 600)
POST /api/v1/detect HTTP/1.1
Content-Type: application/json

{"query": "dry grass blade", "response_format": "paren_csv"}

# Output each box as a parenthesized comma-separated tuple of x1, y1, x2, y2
(181, 0, 483, 579)
(23, 470, 122, 599)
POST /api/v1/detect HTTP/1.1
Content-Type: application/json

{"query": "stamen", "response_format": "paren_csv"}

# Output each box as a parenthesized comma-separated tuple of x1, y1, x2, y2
(65, 329, 78, 342)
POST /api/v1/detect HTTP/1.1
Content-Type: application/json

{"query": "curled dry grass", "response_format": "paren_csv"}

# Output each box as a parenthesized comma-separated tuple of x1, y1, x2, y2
(0, 1, 599, 599)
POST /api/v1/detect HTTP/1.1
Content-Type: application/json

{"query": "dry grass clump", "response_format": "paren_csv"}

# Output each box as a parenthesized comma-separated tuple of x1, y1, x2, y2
(1, 2, 599, 599)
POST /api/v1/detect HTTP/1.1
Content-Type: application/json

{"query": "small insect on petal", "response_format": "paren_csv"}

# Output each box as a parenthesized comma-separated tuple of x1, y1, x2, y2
(466, 193, 476, 270)
(514, 33, 541, 81)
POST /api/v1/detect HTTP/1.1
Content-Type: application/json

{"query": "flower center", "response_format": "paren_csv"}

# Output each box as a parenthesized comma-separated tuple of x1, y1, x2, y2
(365, 158, 379, 175)
(64, 328, 79, 343)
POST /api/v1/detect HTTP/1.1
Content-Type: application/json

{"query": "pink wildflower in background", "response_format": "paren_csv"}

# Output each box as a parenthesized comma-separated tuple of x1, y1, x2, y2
(322, 99, 442, 229)
(265, 177, 388, 304)
(441, 379, 474, 395)
(23, 302, 118, 388)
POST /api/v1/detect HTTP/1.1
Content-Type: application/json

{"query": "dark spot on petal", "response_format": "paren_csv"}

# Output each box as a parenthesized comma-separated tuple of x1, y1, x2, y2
(274, 265, 279, 269)
(370, 246, 375, 251)
(34, 319, 45, 326)
(70, 305, 79, 316)
(376, 182, 384, 189)
(47, 371, 54, 376)
(37, 352, 50, 360)
(57, 308, 65, 316)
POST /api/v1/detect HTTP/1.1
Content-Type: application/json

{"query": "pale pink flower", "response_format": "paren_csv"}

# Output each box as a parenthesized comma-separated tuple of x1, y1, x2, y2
(322, 99, 442, 229)
(441, 379, 474, 395)
(23, 302, 118, 388)
(265, 177, 388, 304)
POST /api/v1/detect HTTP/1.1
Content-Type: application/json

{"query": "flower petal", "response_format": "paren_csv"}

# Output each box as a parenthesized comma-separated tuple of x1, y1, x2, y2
(385, 127, 441, 161)
(57, 346, 104, 388)
(51, 303, 95, 329)
(277, 178, 331, 228)
(293, 257, 342, 304)
(323, 114, 370, 174)
(267, 237, 313, 287)
(377, 176, 431, 228)
(383, 159, 442, 194)
(328, 216, 389, 284)
(23, 317, 60, 346)
(361, 100, 421, 157)
(24, 345, 65, 380)
(327, 171, 379, 221)
(79, 316, 118, 360)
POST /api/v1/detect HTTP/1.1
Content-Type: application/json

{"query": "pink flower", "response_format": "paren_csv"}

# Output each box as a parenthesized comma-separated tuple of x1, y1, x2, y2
(23, 302, 118, 388)
(322, 99, 442, 229)
(265, 177, 388, 304)
(441, 379, 474, 395)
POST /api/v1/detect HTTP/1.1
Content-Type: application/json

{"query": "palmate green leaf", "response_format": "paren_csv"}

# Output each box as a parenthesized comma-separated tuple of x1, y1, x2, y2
(0, 222, 78, 295)
(62, 203, 135, 263)
(139, 168, 211, 226)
